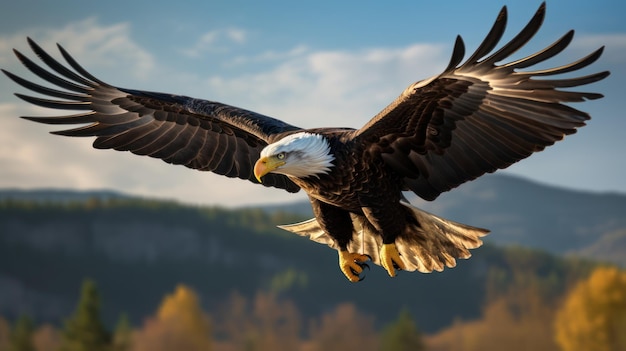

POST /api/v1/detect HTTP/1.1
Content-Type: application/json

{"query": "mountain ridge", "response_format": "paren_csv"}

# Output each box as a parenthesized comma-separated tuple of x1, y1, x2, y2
(3, 173, 625, 266)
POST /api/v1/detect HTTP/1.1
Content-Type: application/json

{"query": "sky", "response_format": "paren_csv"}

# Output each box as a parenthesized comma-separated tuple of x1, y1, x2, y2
(0, 0, 624, 207)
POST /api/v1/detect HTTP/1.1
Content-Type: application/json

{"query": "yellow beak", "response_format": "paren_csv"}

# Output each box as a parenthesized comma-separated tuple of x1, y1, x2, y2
(254, 156, 286, 183)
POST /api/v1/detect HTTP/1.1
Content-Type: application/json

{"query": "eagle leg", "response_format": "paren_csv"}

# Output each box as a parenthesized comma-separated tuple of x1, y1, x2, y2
(338, 250, 370, 282)
(380, 243, 407, 277)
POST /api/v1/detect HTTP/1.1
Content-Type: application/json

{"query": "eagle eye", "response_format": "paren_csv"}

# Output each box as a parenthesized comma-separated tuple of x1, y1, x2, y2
(276, 152, 286, 160)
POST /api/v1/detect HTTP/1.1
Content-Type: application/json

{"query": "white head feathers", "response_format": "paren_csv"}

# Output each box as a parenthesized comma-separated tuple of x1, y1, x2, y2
(260, 132, 335, 178)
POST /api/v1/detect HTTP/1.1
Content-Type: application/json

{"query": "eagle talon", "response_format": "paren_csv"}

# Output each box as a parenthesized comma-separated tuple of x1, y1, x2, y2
(350, 262, 370, 276)
(357, 262, 370, 281)
(380, 243, 407, 278)
(338, 251, 370, 283)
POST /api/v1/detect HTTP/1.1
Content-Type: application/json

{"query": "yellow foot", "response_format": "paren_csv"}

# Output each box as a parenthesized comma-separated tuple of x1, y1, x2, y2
(338, 251, 370, 282)
(380, 243, 406, 277)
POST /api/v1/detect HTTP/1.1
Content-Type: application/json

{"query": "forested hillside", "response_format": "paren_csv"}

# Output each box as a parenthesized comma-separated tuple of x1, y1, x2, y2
(0, 194, 599, 333)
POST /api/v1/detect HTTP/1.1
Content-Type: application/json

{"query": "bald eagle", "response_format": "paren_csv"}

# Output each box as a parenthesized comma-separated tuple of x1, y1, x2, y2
(3, 3, 608, 282)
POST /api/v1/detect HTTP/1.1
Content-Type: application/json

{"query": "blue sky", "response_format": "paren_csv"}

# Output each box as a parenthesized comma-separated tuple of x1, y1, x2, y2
(0, 0, 624, 207)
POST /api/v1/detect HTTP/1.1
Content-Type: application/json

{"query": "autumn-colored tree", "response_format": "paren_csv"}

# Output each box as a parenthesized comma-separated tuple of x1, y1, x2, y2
(309, 303, 379, 351)
(0, 316, 11, 351)
(426, 284, 557, 351)
(217, 291, 301, 351)
(32, 324, 60, 351)
(58, 279, 110, 351)
(8, 315, 35, 351)
(133, 284, 212, 351)
(379, 308, 424, 351)
(555, 266, 626, 351)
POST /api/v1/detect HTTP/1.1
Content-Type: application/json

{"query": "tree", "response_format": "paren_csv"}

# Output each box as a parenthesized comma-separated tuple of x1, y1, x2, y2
(555, 266, 626, 351)
(58, 279, 110, 351)
(32, 324, 61, 351)
(133, 284, 212, 351)
(379, 308, 424, 351)
(309, 303, 379, 351)
(217, 291, 301, 351)
(426, 283, 558, 351)
(0, 317, 11, 351)
(111, 314, 132, 351)
(8, 315, 35, 351)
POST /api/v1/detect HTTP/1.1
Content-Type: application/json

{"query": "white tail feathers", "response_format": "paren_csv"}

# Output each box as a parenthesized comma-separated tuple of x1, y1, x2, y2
(278, 200, 489, 273)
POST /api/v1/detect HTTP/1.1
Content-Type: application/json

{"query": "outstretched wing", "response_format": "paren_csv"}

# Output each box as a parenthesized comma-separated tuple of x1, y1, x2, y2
(3, 38, 301, 193)
(354, 3, 609, 201)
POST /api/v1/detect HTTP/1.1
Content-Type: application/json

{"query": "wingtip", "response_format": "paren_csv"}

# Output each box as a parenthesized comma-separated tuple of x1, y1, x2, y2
(0, 68, 11, 79)
(56, 42, 68, 55)
(538, 1, 547, 13)
(20, 116, 48, 124)
(534, 1, 547, 24)
(443, 35, 466, 72)
(12, 48, 27, 62)
(26, 37, 41, 54)
(497, 5, 508, 21)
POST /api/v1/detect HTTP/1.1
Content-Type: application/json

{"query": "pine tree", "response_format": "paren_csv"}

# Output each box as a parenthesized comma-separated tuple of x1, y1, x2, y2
(8, 315, 35, 351)
(379, 308, 424, 351)
(112, 314, 132, 351)
(58, 279, 110, 351)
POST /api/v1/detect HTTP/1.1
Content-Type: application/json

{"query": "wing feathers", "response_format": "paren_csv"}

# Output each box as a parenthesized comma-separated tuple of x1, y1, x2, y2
(523, 46, 605, 77)
(102, 120, 170, 152)
(5, 38, 301, 193)
(55, 41, 109, 86)
(519, 72, 609, 90)
(207, 133, 231, 173)
(460, 6, 508, 69)
(443, 36, 465, 73)
(479, 2, 545, 66)
(2, 69, 87, 101)
(504, 30, 573, 69)
(357, 3, 608, 200)
(14, 93, 92, 110)
(27, 38, 99, 88)
(12, 49, 88, 92)
(21, 112, 97, 125)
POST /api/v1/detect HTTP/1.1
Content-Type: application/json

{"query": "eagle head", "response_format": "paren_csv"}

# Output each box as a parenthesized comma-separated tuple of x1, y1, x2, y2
(254, 132, 335, 182)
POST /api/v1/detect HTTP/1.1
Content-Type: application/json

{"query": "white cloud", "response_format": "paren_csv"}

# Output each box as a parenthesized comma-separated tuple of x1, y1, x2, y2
(203, 43, 448, 129)
(225, 28, 247, 43)
(181, 28, 248, 58)
(0, 18, 155, 81)
(229, 45, 310, 66)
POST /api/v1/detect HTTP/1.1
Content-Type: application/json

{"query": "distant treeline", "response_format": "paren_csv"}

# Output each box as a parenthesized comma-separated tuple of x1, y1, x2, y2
(3, 266, 626, 351)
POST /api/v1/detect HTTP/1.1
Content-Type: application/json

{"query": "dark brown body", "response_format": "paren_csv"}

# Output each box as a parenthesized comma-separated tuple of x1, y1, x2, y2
(289, 131, 407, 249)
